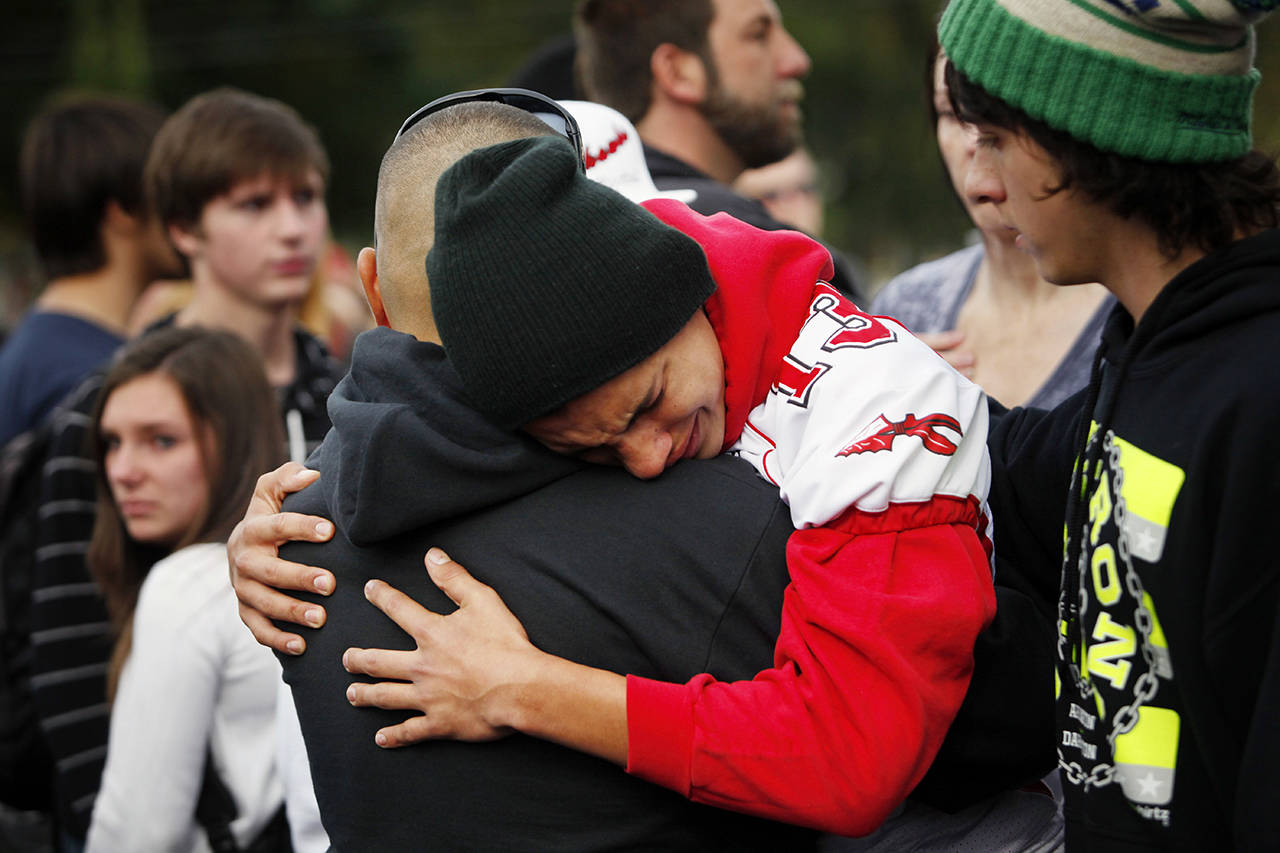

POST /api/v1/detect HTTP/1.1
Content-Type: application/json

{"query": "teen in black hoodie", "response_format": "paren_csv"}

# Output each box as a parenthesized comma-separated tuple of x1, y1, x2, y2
(941, 0, 1280, 848)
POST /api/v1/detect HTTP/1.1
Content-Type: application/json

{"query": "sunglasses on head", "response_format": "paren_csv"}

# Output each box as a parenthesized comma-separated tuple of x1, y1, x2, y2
(395, 88, 584, 172)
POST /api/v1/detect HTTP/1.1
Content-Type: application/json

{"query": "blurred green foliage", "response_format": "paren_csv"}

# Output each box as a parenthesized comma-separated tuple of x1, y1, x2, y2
(2, 0, 1278, 319)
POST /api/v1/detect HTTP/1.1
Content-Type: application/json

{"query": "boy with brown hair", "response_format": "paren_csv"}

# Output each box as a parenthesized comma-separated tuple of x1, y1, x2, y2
(30, 87, 342, 846)
(143, 86, 337, 408)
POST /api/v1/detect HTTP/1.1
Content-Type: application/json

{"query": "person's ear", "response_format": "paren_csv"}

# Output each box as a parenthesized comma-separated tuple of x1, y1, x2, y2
(168, 220, 203, 261)
(102, 200, 143, 238)
(357, 246, 391, 328)
(651, 43, 709, 106)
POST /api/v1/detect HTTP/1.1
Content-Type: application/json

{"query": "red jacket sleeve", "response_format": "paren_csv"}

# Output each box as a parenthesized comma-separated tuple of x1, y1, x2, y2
(626, 511, 996, 835)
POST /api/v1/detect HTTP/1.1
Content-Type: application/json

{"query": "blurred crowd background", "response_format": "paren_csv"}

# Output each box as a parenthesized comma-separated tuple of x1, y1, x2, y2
(3, 0, 1279, 329)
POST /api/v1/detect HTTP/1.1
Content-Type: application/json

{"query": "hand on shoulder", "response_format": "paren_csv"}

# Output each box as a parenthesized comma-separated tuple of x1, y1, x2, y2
(227, 461, 336, 654)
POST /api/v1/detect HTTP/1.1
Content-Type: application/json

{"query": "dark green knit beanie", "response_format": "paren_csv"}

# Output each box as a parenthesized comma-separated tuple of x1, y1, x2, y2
(427, 135, 716, 429)
(940, 0, 1276, 162)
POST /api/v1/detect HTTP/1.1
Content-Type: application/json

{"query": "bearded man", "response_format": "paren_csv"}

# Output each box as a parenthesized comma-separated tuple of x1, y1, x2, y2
(574, 0, 862, 300)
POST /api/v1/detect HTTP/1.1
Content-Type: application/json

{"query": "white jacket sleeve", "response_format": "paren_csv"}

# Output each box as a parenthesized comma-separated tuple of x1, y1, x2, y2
(731, 284, 991, 530)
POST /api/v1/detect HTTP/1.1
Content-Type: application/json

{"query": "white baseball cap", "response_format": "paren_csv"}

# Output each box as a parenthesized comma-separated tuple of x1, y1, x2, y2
(559, 99, 697, 205)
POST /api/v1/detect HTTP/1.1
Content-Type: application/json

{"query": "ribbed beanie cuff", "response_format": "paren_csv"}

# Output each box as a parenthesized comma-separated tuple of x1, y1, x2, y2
(428, 136, 716, 429)
(940, 0, 1270, 162)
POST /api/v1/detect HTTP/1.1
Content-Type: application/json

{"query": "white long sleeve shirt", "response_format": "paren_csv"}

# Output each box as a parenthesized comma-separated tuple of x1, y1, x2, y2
(87, 543, 283, 853)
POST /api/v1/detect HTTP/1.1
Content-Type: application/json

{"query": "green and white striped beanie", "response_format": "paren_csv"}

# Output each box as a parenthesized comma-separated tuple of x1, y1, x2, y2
(940, 0, 1277, 162)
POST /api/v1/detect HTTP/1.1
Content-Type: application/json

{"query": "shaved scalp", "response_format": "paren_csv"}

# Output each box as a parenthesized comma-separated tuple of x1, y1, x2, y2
(374, 103, 557, 337)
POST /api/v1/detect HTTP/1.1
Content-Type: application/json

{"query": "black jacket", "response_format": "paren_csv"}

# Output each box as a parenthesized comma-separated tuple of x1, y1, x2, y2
(989, 229, 1280, 850)
(279, 327, 815, 852)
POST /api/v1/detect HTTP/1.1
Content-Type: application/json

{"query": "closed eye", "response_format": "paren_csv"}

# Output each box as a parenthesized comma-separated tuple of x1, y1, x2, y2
(629, 388, 664, 428)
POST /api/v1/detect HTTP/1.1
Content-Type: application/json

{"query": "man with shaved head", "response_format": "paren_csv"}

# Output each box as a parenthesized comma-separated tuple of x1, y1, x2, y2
(262, 96, 816, 850)
(355, 102, 559, 340)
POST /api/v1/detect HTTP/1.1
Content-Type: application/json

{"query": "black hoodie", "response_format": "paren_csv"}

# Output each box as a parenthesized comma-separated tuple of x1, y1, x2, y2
(278, 327, 815, 852)
(988, 229, 1280, 851)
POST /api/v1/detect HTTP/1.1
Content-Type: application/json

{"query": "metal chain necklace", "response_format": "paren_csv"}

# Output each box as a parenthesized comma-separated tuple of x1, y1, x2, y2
(1059, 430, 1165, 791)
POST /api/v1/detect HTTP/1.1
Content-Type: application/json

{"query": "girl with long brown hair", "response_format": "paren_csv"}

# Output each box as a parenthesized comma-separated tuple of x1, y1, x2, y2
(84, 326, 286, 852)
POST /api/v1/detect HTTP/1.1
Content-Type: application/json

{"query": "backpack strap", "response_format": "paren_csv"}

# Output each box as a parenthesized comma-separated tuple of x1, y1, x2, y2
(195, 745, 294, 853)
(196, 745, 240, 853)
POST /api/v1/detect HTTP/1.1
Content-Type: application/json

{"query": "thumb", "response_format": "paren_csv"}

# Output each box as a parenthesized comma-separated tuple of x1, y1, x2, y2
(424, 547, 478, 607)
(280, 463, 321, 498)
(251, 462, 319, 513)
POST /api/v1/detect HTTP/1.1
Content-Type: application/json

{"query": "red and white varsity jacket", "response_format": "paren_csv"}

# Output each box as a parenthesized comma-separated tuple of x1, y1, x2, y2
(625, 200, 998, 836)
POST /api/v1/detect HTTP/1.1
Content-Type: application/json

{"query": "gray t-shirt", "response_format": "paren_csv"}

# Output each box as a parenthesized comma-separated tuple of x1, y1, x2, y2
(872, 243, 1113, 410)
